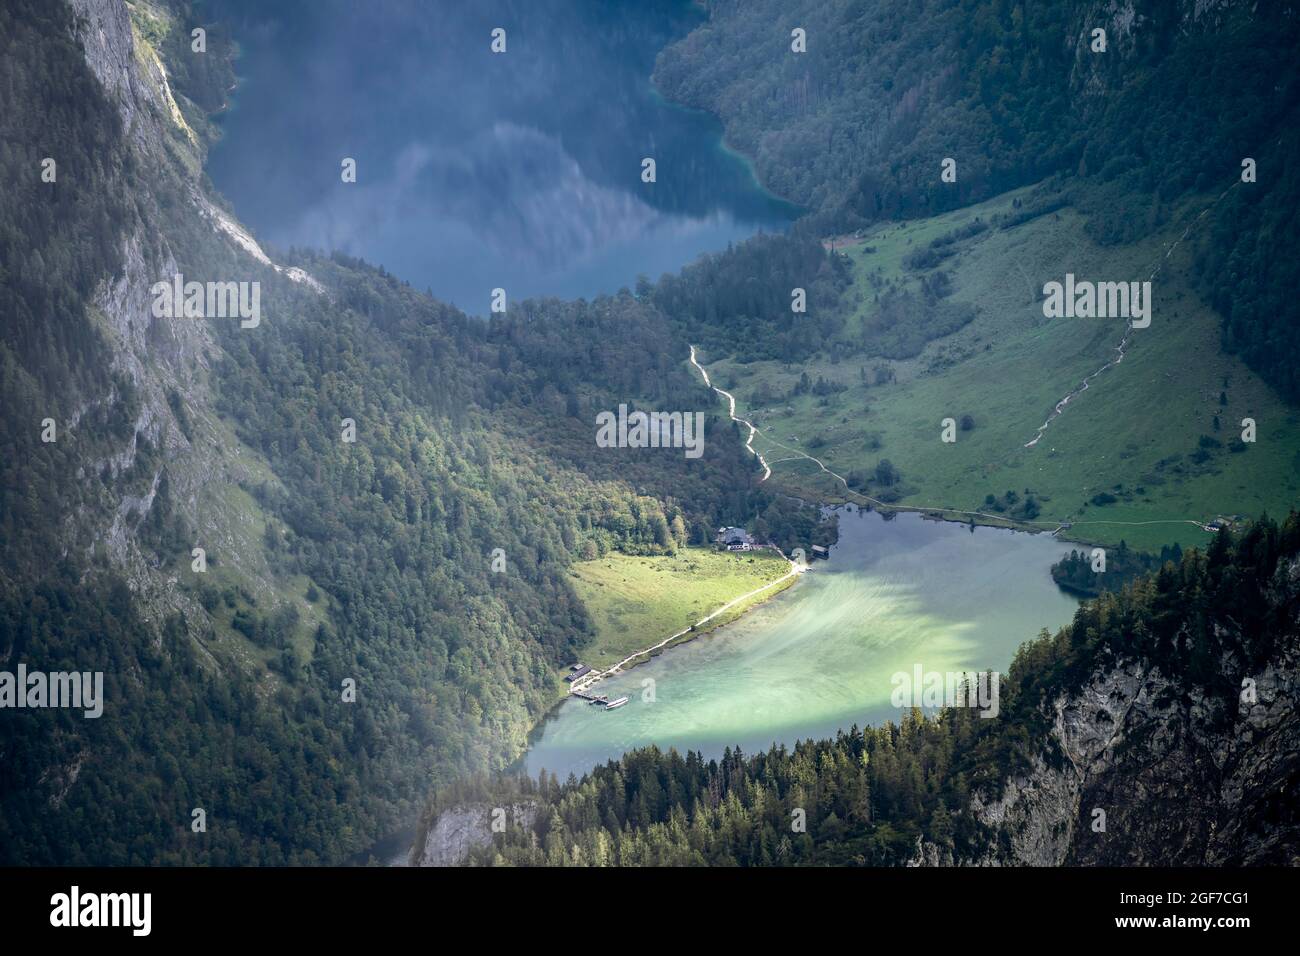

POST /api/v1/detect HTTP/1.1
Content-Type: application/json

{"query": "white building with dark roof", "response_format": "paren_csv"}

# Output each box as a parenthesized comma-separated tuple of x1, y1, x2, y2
(717, 527, 754, 550)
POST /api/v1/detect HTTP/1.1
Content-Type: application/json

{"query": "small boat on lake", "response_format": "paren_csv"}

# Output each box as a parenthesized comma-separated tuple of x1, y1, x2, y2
(604, 696, 630, 710)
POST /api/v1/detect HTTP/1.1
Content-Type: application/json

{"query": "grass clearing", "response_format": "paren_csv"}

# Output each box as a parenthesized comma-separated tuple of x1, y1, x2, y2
(569, 547, 795, 670)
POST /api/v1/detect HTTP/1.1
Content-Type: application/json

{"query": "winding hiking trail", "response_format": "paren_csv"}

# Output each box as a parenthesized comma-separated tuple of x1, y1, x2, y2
(1023, 183, 1240, 449)
(688, 346, 1216, 538)
(689, 346, 771, 480)
(690, 345, 1050, 527)
(1022, 322, 1137, 449)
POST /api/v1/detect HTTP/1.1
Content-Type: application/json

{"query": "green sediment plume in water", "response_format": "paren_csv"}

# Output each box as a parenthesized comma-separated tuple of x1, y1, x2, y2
(525, 508, 1080, 779)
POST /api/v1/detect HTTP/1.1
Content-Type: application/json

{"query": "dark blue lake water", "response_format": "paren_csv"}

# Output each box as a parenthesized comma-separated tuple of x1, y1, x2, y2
(204, 0, 799, 312)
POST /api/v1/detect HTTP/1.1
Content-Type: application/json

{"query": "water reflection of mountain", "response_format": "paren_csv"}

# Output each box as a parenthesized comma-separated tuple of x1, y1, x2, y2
(206, 0, 797, 307)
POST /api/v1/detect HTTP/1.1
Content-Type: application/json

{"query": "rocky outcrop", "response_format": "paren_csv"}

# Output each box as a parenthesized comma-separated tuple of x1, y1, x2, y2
(912, 558, 1300, 866)
(412, 803, 539, 867)
(57, 0, 321, 628)
(68, 0, 155, 140)
(1068, 0, 1250, 96)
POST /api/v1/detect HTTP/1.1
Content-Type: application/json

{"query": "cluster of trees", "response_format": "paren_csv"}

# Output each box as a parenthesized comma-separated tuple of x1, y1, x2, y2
(652, 233, 851, 363)
(982, 489, 1040, 522)
(845, 459, 903, 502)
(857, 288, 977, 360)
(433, 513, 1300, 865)
(1051, 540, 1184, 598)
(446, 718, 979, 866)
(788, 370, 848, 399)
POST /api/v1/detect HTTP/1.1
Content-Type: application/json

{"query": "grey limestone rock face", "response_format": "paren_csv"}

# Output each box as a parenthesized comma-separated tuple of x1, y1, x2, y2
(413, 803, 539, 867)
(912, 573, 1299, 866)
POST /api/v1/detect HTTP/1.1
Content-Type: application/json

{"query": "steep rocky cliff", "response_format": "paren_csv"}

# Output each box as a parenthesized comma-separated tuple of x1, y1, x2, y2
(58, 0, 316, 628)
(0, 0, 355, 861)
(911, 556, 1300, 866)
(412, 803, 540, 867)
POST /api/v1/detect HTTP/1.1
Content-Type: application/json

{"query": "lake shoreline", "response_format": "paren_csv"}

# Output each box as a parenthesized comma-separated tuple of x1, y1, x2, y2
(524, 501, 1079, 756)
(519, 506, 1082, 781)
(400, 506, 1080, 862)
(568, 550, 802, 682)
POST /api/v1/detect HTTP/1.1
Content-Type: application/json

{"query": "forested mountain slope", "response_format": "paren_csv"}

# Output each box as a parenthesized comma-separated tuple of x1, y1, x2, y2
(654, 0, 1300, 400)
(0, 0, 828, 864)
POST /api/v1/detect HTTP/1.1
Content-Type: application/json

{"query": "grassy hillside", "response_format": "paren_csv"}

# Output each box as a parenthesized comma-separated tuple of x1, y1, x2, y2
(698, 185, 1300, 550)
(656, 0, 1300, 422)
(567, 547, 794, 670)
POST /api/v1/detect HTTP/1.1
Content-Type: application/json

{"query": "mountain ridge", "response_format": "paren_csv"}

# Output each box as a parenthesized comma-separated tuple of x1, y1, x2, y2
(0, 0, 833, 864)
